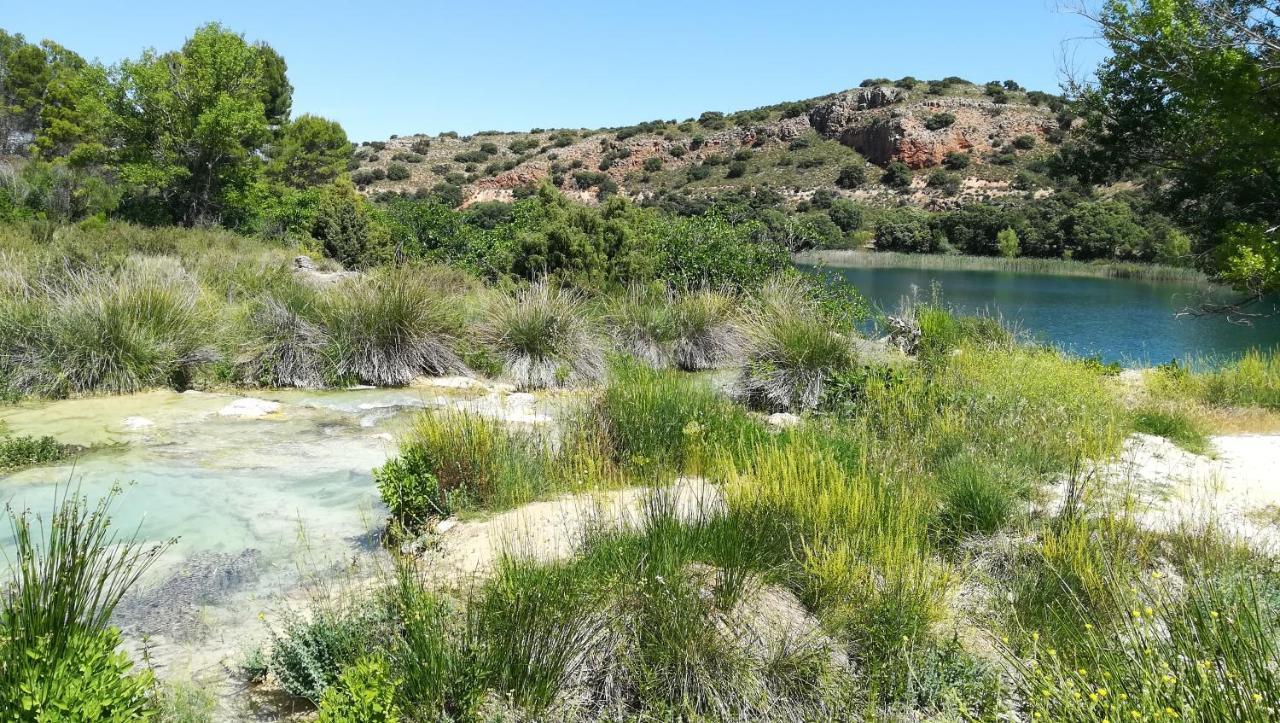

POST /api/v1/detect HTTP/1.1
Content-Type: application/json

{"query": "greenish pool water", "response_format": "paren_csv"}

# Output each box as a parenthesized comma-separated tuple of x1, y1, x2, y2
(809, 264, 1280, 365)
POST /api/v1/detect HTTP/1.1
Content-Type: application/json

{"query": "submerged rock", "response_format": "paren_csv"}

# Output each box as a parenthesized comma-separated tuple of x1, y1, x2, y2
(217, 398, 282, 418)
(115, 549, 263, 640)
(122, 416, 156, 430)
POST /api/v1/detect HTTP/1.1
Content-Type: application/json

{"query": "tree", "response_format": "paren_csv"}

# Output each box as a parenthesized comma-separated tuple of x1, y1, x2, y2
(313, 183, 373, 267)
(1069, 0, 1280, 298)
(997, 227, 1021, 258)
(0, 31, 51, 153)
(113, 24, 279, 226)
(267, 114, 351, 188)
(875, 207, 937, 253)
(828, 199, 863, 232)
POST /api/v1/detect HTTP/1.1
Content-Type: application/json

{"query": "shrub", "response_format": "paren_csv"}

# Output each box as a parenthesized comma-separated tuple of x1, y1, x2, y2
(827, 199, 863, 232)
(942, 151, 971, 170)
(923, 112, 956, 131)
(725, 160, 748, 178)
(0, 432, 66, 472)
(376, 412, 556, 525)
(835, 164, 867, 189)
(318, 267, 467, 386)
(0, 489, 167, 720)
(478, 281, 605, 390)
(386, 163, 411, 181)
(686, 164, 713, 181)
(926, 169, 961, 195)
(875, 207, 937, 253)
(881, 161, 913, 188)
(317, 656, 402, 723)
(1012, 134, 1036, 150)
(668, 145, 686, 158)
(643, 156, 663, 172)
(735, 278, 856, 412)
(268, 604, 388, 702)
(411, 138, 431, 154)
(453, 150, 489, 164)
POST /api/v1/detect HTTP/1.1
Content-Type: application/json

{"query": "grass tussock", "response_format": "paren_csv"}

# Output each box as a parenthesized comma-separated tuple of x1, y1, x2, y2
(1151, 349, 1280, 412)
(672, 288, 745, 371)
(736, 278, 857, 412)
(479, 280, 606, 390)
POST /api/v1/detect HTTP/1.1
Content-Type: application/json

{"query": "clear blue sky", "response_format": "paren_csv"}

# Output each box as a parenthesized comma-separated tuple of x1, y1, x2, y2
(4, 1, 1107, 142)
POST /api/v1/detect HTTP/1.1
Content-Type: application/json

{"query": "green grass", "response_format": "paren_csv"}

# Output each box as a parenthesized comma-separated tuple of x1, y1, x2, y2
(799, 249, 1214, 286)
(1132, 402, 1212, 454)
(1, 487, 169, 718)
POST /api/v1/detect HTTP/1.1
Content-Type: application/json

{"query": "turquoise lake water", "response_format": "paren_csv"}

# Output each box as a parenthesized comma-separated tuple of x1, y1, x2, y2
(811, 264, 1280, 366)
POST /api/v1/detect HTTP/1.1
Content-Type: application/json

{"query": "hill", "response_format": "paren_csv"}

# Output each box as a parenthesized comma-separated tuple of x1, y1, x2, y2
(352, 78, 1069, 210)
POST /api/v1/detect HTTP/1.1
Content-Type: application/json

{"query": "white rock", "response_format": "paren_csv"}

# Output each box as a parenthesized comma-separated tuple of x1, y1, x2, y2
(435, 518, 458, 534)
(767, 412, 803, 429)
(417, 376, 484, 390)
(506, 392, 537, 406)
(122, 416, 155, 430)
(218, 398, 282, 418)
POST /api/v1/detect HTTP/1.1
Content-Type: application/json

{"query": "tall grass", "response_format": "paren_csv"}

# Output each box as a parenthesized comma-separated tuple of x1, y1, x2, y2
(319, 267, 467, 386)
(1006, 564, 1280, 722)
(588, 360, 768, 474)
(798, 249, 1215, 286)
(672, 288, 744, 371)
(1154, 348, 1280, 411)
(735, 278, 856, 412)
(479, 280, 605, 390)
(604, 284, 679, 369)
(1, 488, 169, 717)
(2, 262, 212, 397)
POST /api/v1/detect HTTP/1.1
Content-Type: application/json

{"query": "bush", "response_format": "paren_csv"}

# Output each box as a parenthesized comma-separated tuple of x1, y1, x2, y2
(725, 160, 748, 178)
(926, 169, 961, 196)
(453, 150, 489, 164)
(386, 163, 410, 181)
(835, 164, 867, 189)
(0, 433, 66, 471)
(317, 656, 402, 723)
(827, 199, 863, 232)
(686, 164, 713, 181)
(881, 161, 913, 188)
(736, 278, 856, 412)
(923, 112, 956, 131)
(942, 151, 971, 170)
(643, 156, 663, 172)
(268, 604, 388, 702)
(478, 281, 605, 390)
(1012, 134, 1036, 150)
(875, 207, 937, 253)
(411, 138, 431, 154)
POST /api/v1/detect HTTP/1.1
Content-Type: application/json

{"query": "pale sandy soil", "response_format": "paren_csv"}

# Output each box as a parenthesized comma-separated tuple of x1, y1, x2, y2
(1085, 432, 1280, 549)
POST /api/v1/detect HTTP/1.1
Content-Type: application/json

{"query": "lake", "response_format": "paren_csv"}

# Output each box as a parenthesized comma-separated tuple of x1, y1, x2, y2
(808, 264, 1280, 366)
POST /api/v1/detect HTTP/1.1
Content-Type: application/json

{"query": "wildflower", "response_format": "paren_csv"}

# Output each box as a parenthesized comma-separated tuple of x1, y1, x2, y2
(1145, 606, 1154, 617)
(1254, 693, 1264, 703)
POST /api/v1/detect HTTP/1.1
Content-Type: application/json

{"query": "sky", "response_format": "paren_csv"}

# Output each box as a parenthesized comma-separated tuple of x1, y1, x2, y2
(3, 1, 1108, 142)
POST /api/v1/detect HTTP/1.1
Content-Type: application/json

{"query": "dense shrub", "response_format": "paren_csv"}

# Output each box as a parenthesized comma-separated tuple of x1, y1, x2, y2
(726, 160, 748, 178)
(836, 164, 867, 189)
(386, 163, 410, 181)
(881, 161, 913, 188)
(411, 138, 431, 154)
(318, 656, 402, 723)
(923, 112, 956, 131)
(1012, 134, 1036, 150)
(0, 432, 66, 471)
(453, 150, 489, 164)
(942, 151, 971, 170)
(875, 207, 937, 253)
(827, 199, 863, 232)
(927, 169, 962, 196)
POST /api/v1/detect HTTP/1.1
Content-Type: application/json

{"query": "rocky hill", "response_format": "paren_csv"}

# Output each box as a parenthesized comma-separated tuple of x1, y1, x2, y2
(353, 79, 1068, 209)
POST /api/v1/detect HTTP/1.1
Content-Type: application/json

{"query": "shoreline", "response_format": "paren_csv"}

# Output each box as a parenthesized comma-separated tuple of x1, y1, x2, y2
(795, 249, 1218, 287)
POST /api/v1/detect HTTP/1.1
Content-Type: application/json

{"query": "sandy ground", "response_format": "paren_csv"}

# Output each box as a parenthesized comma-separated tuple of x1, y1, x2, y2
(1086, 432, 1280, 549)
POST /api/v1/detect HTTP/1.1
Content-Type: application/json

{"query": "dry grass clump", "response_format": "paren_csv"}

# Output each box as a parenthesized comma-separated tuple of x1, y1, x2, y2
(604, 284, 679, 369)
(735, 278, 856, 412)
(672, 288, 744, 371)
(478, 280, 605, 390)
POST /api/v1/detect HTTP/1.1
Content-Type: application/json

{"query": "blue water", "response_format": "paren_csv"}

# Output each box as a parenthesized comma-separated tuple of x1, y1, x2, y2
(812, 265, 1280, 366)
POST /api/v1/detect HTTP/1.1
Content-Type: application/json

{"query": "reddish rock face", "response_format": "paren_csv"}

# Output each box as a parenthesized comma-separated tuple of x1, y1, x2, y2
(814, 93, 1055, 169)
